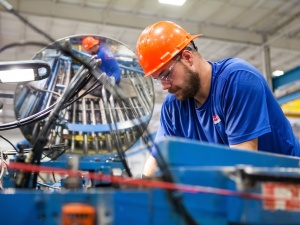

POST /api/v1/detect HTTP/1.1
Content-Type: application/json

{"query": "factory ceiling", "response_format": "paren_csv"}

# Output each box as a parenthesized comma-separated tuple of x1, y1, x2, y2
(1, 0, 300, 131)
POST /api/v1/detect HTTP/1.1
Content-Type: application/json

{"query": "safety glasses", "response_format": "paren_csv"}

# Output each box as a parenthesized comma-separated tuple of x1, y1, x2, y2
(154, 55, 181, 85)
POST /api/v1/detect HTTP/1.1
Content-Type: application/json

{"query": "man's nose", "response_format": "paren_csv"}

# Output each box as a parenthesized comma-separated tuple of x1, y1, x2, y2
(161, 82, 171, 90)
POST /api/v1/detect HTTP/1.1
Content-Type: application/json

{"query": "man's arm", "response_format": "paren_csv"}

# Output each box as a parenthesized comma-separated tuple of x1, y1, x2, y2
(230, 138, 258, 151)
(142, 124, 165, 178)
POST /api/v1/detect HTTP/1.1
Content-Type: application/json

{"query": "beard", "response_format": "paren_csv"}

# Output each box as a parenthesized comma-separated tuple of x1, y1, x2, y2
(170, 64, 200, 101)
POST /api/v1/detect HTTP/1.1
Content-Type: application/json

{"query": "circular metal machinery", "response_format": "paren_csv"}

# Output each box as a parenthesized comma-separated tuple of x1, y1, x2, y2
(13, 35, 154, 157)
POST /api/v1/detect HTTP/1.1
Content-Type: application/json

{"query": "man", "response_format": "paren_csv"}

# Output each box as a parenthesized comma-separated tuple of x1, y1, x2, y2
(135, 21, 300, 178)
(82, 36, 121, 96)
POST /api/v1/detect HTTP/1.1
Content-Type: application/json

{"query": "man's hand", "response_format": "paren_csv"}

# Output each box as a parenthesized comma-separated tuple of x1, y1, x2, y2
(142, 155, 158, 178)
(108, 76, 116, 86)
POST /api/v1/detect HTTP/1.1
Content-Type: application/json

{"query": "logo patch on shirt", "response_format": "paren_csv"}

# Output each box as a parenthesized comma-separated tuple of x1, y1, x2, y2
(212, 115, 221, 124)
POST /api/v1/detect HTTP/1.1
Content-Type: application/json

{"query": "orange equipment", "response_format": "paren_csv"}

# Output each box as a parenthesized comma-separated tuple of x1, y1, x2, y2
(61, 203, 96, 225)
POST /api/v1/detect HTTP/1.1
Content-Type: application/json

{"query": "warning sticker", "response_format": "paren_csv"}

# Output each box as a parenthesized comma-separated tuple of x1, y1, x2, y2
(262, 182, 300, 211)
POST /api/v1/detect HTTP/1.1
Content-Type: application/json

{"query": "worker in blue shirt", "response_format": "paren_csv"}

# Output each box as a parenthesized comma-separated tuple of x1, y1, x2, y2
(82, 36, 121, 96)
(135, 21, 300, 178)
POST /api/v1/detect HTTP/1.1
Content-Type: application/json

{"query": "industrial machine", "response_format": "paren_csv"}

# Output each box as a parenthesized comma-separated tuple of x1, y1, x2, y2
(1, 2, 300, 224)
(2, 137, 300, 225)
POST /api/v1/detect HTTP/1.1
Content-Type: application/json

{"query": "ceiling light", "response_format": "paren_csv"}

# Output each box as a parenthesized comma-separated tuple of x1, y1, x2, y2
(272, 70, 284, 76)
(158, 0, 186, 6)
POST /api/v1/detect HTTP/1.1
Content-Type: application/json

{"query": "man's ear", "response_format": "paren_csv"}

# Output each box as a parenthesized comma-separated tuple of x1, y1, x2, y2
(181, 50, 193, 66)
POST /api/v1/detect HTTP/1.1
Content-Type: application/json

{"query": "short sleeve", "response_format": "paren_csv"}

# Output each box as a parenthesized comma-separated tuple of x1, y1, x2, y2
(223, 71, 271, 144)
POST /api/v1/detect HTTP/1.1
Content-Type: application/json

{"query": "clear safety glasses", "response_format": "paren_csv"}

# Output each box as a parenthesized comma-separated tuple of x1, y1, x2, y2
(153, 55, 181, 85)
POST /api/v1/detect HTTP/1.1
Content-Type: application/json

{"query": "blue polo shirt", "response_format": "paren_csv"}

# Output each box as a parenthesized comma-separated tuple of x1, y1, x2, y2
(153, 58, 300, 157)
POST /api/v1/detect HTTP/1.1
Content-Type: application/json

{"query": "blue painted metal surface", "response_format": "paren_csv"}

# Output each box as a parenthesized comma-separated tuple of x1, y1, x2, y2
(272, 66, 300, 90)
(2, 137, 300, 224)
(158, 137, 300, 168)
(272, 65, 300, 104)
(42, 153, 123, 171)
(277, 91, 300, 105)
(158, 137, 300, 225)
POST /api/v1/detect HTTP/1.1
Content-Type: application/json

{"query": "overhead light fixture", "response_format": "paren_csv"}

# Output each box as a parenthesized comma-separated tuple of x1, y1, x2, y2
(159, 0, 186, 6)
(272, 70, 284, 77)
(0, 60, 51, 83)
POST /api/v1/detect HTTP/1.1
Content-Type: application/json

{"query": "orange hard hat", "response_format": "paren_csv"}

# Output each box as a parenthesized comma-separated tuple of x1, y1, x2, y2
(82, 36, 100, 51)
(136, 21, 202, 77)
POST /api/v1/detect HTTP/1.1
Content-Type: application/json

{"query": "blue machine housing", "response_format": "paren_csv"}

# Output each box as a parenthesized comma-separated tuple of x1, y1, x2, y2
(159, 137, 300, 225)
(1, 137, 300, 225)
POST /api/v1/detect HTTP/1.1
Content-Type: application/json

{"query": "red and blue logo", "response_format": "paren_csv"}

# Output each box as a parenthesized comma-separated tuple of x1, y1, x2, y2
(212, 115, 221, 124)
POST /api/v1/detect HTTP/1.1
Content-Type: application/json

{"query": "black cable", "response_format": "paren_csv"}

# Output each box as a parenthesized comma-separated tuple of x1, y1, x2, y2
(104, 79, 197, 224)
(0, 0, 134, 182)
(0, 74, 97, 131)
(1, 3, 197, 224)
(0, 1, 106, 74)
(98, 74, 197, 223)
(8, 8, 57, 43)
(14, 66, 92, 188)
(29, 67, 93, 188)
(101, 82, 132, 177)
(0, 41, 48, 54)
(0, 135, 19, 152)
(141, 130, 198, 225)
(0, 100, 55, 131)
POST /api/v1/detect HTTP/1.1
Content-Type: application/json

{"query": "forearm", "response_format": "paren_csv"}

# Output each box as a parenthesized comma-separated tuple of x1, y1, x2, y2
(230, 138, 258, 151)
